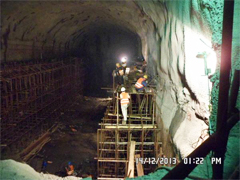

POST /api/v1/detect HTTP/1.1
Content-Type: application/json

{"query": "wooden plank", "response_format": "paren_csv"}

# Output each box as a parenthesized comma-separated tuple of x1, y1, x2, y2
(104, 124, 157, 129)
(99, 149, 153, 152)
(20, 132, 50, 158)
(135, 154, 144, 176)
(127, 141, 136, 178)
(97, 159, 128, 162)
(99, 142, 161, 145)
(107, 113, 152, 119)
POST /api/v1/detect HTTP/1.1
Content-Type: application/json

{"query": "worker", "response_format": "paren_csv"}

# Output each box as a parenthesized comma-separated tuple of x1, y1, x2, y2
(135, 75, 148, 92)
(121, 57, 130, 86)
(121, 57, 127, 69)
(65, 162, 74, 176)
(113, 63, 124, 86)
(121, 57, 128, 76)
(116, 63, 124, 76)
(41, 161, 48, 173)
(120, 87, 130, 125)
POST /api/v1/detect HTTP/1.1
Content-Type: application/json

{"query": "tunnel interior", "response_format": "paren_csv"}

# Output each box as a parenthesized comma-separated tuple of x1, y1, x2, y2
(76, 23, 142, 96)
(1, 0, 239, 179)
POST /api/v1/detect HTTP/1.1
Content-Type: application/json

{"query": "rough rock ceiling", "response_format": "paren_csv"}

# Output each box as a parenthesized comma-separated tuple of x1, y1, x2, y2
(1, 1, 153, 53)
(1, 1, 213, 158)
(3, 0, 235, 169)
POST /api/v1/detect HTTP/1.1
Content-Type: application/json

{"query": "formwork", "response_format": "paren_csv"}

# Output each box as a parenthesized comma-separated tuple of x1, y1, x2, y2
(97, 86, 161, 179)
(0, 58, 85, 158)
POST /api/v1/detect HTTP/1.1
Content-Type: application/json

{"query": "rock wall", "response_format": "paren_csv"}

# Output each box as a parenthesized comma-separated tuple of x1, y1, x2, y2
(136, 0, 222, 158)
(1, 1, 151, 62)
(1, 0, 238, 166)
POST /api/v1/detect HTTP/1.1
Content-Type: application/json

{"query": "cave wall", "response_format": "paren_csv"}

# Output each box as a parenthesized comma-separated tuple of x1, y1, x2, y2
(1, 0, 237, 166)
(136, 0, 223, 159)
(1, 0, 214, 159)
(1, 1, 151, 62)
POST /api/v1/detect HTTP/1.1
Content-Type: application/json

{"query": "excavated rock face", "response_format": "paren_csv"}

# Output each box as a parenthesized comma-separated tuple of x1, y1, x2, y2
(1, 1, 152, 61)
(1, 0, 223, 159)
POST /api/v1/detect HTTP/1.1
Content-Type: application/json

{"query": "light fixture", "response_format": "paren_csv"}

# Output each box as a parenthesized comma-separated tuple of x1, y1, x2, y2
(196, 52, 213, 134)
(196, 52, 210, 76)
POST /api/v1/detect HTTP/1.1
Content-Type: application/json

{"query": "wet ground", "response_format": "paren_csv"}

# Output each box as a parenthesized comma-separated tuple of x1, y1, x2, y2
(29, 95, 109, 178)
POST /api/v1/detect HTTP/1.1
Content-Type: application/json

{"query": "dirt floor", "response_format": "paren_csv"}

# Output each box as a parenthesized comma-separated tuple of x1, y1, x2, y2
(28, 95, 109, 179)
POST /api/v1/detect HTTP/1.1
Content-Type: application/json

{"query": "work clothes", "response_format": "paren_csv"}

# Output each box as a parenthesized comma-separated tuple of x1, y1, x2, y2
(120, 92, 130, 105)
(120, 92, 130, 121)
(119, 69, 124, 76)
(66, 165, 74, 175)
(115, 66, 123, 76)
(121, 104, 128, 122)
(69, 165, 74, 171)
(135, 77, 147, 90)
(122, 62, 127, 68)
(114, 66, 124, 85)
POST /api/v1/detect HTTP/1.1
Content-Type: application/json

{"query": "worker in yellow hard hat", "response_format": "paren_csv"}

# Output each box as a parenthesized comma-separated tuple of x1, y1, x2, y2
(135, 74, 148, 92)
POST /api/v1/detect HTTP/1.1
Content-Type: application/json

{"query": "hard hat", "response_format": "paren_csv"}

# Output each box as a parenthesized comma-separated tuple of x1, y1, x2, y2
(143, 75, 148, 79)
(121, 87, 126, 92)
(116, 63, 120, 67)
(68, 162, 72, 165)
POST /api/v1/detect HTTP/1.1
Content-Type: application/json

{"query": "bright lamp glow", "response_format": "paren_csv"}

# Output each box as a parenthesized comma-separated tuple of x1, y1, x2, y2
(184, 27, 217, 109)
(121, 57, 127, 63)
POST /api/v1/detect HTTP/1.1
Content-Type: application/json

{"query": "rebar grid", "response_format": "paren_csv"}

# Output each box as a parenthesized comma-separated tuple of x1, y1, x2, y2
(1, 58, 85, 157)
(97, 93, 161, 178)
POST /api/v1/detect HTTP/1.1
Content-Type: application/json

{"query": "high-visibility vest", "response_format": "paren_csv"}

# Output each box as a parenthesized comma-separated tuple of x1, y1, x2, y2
(120, 92, 130, 105)
(67, 165, 74, 175)
(69, 165, 74, 171)
(135, 78, 145, 89)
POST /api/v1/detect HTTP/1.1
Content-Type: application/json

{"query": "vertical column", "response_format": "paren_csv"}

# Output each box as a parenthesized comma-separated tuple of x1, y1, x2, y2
(213, 0, 234, 179)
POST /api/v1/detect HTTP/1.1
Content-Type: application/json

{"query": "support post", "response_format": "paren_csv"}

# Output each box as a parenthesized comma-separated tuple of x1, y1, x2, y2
(213, 0, 234, 179)
(135, 154, 144, 176)
(117, 92, 119, 127)
(127, 141, 136, 178)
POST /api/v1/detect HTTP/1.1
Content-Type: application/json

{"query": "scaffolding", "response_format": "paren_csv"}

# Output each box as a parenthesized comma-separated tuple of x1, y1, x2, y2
(97, 68, 161, 179)
(0, 58, 85, 158)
